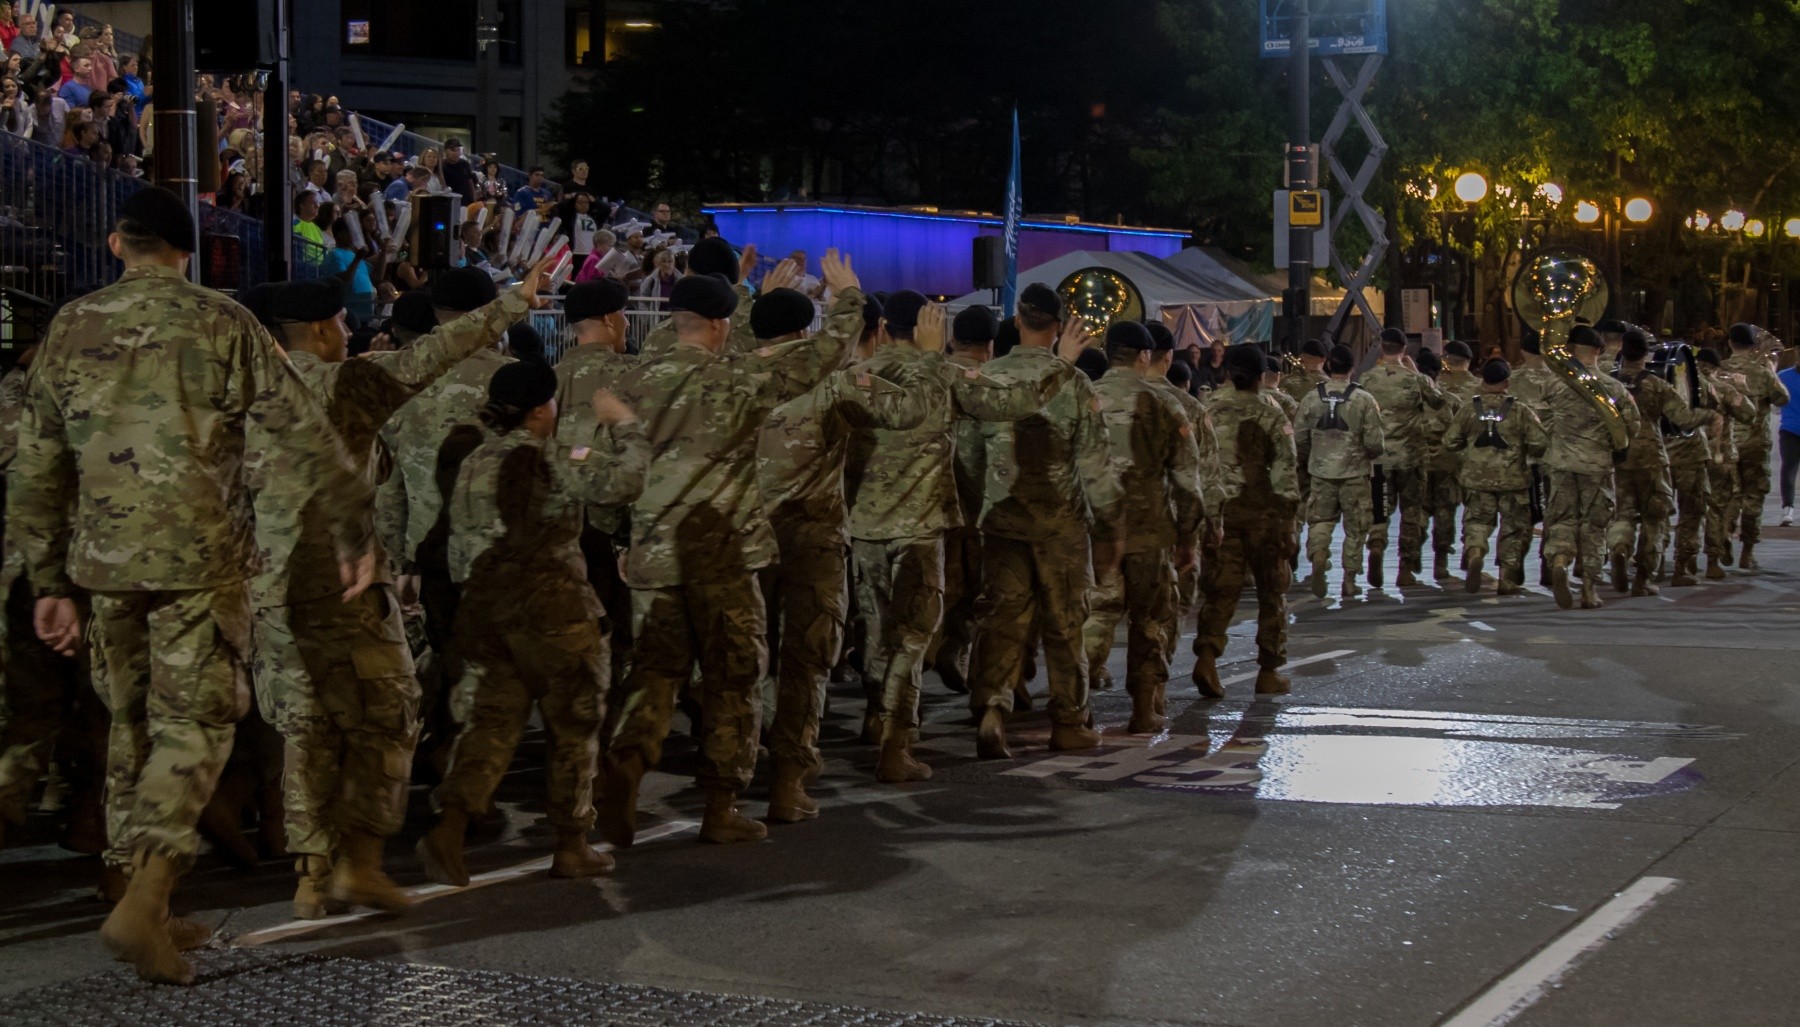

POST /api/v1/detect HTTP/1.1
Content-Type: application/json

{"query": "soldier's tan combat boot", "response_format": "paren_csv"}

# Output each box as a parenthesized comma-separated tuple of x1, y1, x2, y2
(1670, 554, 1699, 587)
(597, 752, 644, 850)
(1464, 548, 1487, 595)
(1610, 552, 1629, 593)
(876, 724, 933, 782)
(1128, 688, 1166, 734)
(1740, 543, 1760, 571)
(96, 862, 128, 903)
(331, 832, 412, 912)
(1580, 580, 1604, 610)
(766, 763, 818, 823)
(860, 711, 882, 745)
(1706, 555, 1727, 580)
(975, 707, 1012, 760)
(100, 852, 193, 986)
(293, 854, 347, 919)
(416, 806, 470, 888)
(1549, 555, 1574, 610)
(1434, 551, 1452, 580)
(1191, 651, 1225, 699)
(1396, 565, 1421, 588)
(549, 830, 615, 878)
(1340, 572, 1362, 599)
(1048, 720, 1101, 751)
(1630, 566, 1660, 597)
(1254, 668, 1291, 695)
(1308, 558, 1329, 599)
(699, 790, 768, 844)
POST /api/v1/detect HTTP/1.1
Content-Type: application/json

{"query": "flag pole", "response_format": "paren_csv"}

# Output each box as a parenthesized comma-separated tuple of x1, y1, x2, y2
(1001, 106, 1022, 318)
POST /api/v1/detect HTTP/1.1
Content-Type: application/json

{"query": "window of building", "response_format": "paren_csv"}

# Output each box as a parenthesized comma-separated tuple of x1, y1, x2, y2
(341, 0, 478, 60)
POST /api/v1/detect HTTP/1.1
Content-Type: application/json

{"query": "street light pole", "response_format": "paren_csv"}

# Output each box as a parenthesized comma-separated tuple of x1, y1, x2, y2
(1284, 0, 1312, 355)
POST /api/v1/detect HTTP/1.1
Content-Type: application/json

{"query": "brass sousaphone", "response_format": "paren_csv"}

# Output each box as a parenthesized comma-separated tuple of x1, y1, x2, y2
(1056, 265, 1144, 334)
(1510, 247, 1631, 453)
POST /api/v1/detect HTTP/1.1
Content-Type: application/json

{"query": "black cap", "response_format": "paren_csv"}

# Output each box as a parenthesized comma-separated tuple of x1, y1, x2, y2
(431, 266, 498, 312)
(1444, 340, 1474, 361)
(751, 287, 816, 340)
(506, 321, 546, 364)
(1520, 329, 1542, 355)
(1166, 360, 1193, 390)
(1265, 352, 1286, 375)
(240, 282, 280, 331)
(1074, 347, 1108, 381)
(1224, 345, 1266, 379)
(1415, 348, 1442, 378)
(392, 289, 437, 335)
(1620, 329, 1651, 361)
(1105, 320, 1152, 354)
(1018, 282, 1062, 321)
(670, 273, 737, 319)
(882, 290, 929, 332)
(487, 360, 558, 412)
(271, 279, 346, 323)
(565, 279, 629, 322)
(1728, 323, 1758, 349)
(1481, 358, 1511, 384)
(688, 237, 739, 284)
(862, 294, 884, 332)
(118, 185, 196, 252)
(1568, 325, 1603, 351)
(953, 306, 999, 345)
(1325, 344, 1355, 375)
(1300, 338, 1329, 359)
(1379, 327, 1407, 348)
(1144, 321, 1175, 352)
(1696, 346, 1722, 367)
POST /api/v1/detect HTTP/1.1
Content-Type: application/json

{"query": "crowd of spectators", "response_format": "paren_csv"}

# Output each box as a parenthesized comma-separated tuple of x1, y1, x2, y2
(0, 3, 146, 176)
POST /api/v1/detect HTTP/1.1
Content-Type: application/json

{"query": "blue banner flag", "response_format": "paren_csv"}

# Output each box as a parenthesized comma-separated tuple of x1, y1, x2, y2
(1000, 107, 1022, 317)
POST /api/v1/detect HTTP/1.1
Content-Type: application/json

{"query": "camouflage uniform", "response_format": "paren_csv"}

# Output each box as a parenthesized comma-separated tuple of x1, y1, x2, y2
(1510, 360, 1560, 570)
(1357, 361, 1445, 579)
(849, 343, 1075, 732)
(606, 326, 847, 795)
(1698, 370, 1759, 563)
(1294, 380, 1384, 581)
(1194, 389, 1300, 671)
(756, 289, 924, 775)
(1280, 367, 1327, 407)
(1665, 378, 1742, 574)
(1722, 351, 1790, 545)
(966, 346, 1120, 726)
(1606, 370, 1710, 580)
(927, 352, 992, 689)
(1439, 366, 1483, 406)
(1540, 360, 1641, 586)
(1154, 378, 1213, 624)
(1080, 367, 1207, 709)
(1443, 392, 1547, 584)
(436, 422, 649, 828)
(7, 265, 369, 870)
(248, 293, 529, 860)
(1418, 388, 1464, 570)
(635, 284, 755, 363)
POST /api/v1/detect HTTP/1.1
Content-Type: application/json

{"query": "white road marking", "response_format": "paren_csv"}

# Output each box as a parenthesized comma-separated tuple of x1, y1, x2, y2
(1467, 621, 1495, 632)
(234, 819, 699, 947)
(1217, 648, 1355, 687)
(1440, 875, 1679, 1027)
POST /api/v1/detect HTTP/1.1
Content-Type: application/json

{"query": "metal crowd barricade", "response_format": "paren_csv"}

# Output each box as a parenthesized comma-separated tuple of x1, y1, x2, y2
(349, 113, 528, 194)
(0, 129, 142, 313)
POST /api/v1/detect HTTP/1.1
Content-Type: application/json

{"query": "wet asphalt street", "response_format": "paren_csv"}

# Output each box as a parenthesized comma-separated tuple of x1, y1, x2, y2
(3, 505, 1798, 1026)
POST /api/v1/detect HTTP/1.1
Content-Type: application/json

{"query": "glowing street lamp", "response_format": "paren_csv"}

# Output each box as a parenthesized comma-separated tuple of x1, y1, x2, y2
(1748, 219, 1767, 239)
(1785, 218, 1800, 239)
(1721, 209, 1747, 232)
(1687, 211, 1712, 231)
(1535, 182, 1564, 206)
(1454, 171, 1489, 204)
(1623, 198, 1654, 223)
(1573, 200, 1601, 224)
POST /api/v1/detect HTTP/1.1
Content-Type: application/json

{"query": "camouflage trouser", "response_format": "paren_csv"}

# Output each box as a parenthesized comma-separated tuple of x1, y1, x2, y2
(251, 586, 420, 857)
(1423, 469, 1462, 558)
(927, 526, 983, 682)
(1461, 489, 1532, 581)
(968, 533, 1093, 725)
(1081, 549, 1177, 703)
(1369, 465, 1428, 572)
(581, 526, 634, 691)
(1608, 467, 1674, 573)
(1669, 462, 1709, 562)
(1706, 461, 1739, 559)
(1544, 471, 1615, 582)
(770, 522, 848, 776)
(1195, 510, 1291, 670)
(0, 576, 104, 827)
(436, 612, 607, 831)
(1735, 445, 1773, 544)
(852, 535, 945, 732)
(1306, 475, 1372, 575)
(89, 584, 253, 870)
(609, 577, 766, 793)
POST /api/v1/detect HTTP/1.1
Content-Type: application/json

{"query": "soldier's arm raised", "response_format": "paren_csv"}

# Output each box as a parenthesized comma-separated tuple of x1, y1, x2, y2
(747, 250, 856, 403)
(1660, 379, 1714, 433)
(364, 253, 549, 414)
(557, 391, 650, 508)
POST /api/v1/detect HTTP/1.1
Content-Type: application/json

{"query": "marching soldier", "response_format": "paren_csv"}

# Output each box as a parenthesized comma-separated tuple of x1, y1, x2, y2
(1280, 339, 1329, 405)
(1295, 344, 1384, 599)
(8, 187, 373, 984)
(1666, 349, 1748, 586)
(1607, 330, 1711, 595)
(1722, 323, 1791, 570)
(929, 306, 1002, 695)
(1509, 331, 1559, 583)
(1413, 349, 1465, 580)
(1696, 349, 1759, 579)
(634, 238, 762, 362)
(1147, 323, 1217, 635)
(1262, 354, 1301, 424)
(1193, 345, 1299, 696)
(1443, 360, 1546, 594)
(1081, 322, 1207, 733)
(1358, 328, 1447, 588)
(1439, 342, 1483, 403)
(1541, 325, 1641, 610)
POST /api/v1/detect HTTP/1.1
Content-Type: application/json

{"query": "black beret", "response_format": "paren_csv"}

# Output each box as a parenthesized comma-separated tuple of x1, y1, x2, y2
(1074, 347, 1109, 381)
(1444, 341, 1474, 361)
(1325, 344, 1355, 375)
(1414, 348, 1442, 378)
(1519, 329, 1542, 355)
(1018, 282, 1062, 321)
(1105, 320, 1152, 352)
(953, 306, 999, 344)
(1728, 323, 1758, 348)
(882, 290, 929, 332)
(1696, 346, 1722, 367)
(239, 283, 279, 331)
(993, 318, 1021, 357)
(392, 289, 437, 335)
(688, 237, 739, 284)
(119, 185, 196, 252)
(271, 279, 346, 323)
(1144, 321, 1175, 352)
(1166, 360, 1192, 389)
(1379, 327, 1407, 348)
(431, 266, 498, 312)
(1620, 329, 1651, 362)
(751, 287, 816, 340)
(506, 321, 546, 364)
(487, 360, 558, 412)
(1300, 338, 1329, 359)
(670, 273, 737, 319)
(1224, 345, 1267, 379)
(1264, 352, 1285, 375)
(1481, 358, 1511, 384)
(1568, 325, 1603, 350)
(862, 295, 884, 332)
(565, 279, 629, 322)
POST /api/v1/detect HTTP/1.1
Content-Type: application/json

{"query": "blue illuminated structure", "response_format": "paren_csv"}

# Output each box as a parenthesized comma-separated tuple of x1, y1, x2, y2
(701, 203, 1190, 297)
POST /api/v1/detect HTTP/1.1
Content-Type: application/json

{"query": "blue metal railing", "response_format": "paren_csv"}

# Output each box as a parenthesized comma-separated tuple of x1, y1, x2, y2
(0, 128, 140, 303)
